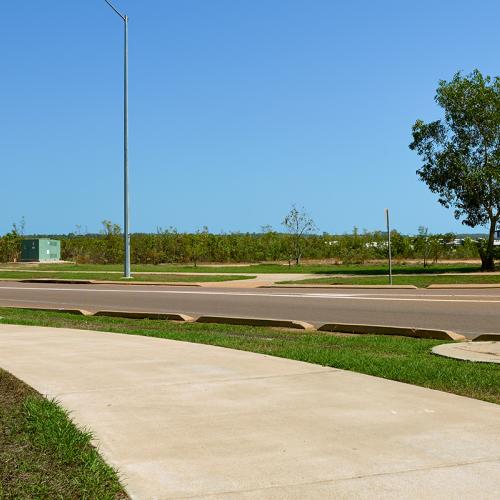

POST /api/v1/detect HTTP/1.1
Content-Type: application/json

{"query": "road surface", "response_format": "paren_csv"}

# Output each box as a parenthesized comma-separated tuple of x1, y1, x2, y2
(0, 282, 499, 338)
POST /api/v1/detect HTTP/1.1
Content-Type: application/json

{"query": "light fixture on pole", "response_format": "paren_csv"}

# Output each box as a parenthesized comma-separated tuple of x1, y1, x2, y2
(104, 0, 131, 278)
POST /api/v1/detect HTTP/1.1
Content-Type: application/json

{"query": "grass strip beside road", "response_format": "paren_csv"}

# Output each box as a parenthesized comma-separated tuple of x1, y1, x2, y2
(0, 271, 253, 283)
(1, 308, 498, 405)
(279, 274, 500, 287)
(1, 262, 483, 275)
(0, 369, 127, 499)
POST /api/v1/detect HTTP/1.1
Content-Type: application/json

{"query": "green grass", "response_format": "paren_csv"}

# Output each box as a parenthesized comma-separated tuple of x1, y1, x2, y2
(0, 271, 253, 283)
(279, 274, 500, 287)
(1, 308, 498, 405)
(0, 262, 484, 274)
(0, 368, 127, 499)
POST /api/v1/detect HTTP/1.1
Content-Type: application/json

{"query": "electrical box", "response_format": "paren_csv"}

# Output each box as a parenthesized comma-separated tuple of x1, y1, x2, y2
(21, 239, 61, 262)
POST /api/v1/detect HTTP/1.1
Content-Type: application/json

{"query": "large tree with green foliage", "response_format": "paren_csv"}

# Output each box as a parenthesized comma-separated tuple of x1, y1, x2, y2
(410, 70, 500, 271)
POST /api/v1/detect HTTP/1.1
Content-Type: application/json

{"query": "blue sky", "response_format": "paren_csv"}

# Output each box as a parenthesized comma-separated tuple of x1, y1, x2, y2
(1, 0, 498, 236)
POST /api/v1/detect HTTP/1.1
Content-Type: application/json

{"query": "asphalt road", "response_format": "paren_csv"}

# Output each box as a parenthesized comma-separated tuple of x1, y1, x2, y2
(1, 282, 499, 338)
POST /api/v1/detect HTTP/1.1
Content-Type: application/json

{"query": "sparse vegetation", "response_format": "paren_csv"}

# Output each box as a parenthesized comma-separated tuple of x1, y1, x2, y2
(0, 225, 483, 265)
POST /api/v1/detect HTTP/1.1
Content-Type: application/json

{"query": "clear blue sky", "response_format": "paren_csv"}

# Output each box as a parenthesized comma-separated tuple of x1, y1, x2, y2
(1, 0, 498, 236)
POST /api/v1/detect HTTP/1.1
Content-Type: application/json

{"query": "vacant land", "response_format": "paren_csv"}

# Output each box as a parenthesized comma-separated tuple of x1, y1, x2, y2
(1, 308, 498, 404)
(280, 274, 500, 287)
(0, 369, 127, 499)
(0, 262, 485, 275)
(0, 271, 253, 283)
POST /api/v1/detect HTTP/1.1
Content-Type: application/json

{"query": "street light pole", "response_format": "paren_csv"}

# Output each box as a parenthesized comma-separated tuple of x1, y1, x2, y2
(104, 0, 131, 278)
(385, 208, 393, 285)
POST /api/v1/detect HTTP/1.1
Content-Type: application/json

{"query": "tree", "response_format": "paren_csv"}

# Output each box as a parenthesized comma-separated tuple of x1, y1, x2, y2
(414, 226, 430, 267)
(282, 205, 316, 265)
(187, 226, 209, 267)
(410, 70, 500, 271)
(100, 220, 122, 264)
(0, 218, 25, 263)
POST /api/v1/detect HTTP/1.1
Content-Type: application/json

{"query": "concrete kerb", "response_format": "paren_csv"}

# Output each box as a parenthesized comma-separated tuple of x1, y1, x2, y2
(40, 308, 95, 317)
(89, 280, 201, 287)
(3, 277, 500, 290)
(318, 322, 465, 341)
(427, 283, 500, 289)
(0, 306, 94, 316)
(261, 284, 419, 289)
(16, 278, 201, 287)
(0, 306, 467, 340)
(20, 278, 94, 285)
(94, 311, 195, 322)
(473, 333, 500, 342)
(196, 316, 315, 330)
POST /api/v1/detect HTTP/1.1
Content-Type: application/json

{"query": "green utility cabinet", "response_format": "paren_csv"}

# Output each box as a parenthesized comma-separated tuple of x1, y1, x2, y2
(21, 239, 61, 262)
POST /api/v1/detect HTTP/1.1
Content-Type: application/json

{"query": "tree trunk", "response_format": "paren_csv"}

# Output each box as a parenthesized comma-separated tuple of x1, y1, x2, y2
(293, 240, 301, 265)
(295, 250, 301, 266)
(479, 220, 497, 271)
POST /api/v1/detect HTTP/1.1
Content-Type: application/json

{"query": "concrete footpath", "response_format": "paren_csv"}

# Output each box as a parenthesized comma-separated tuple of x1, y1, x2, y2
(433, 341, 500, 364)
(0, 325, 499, 499)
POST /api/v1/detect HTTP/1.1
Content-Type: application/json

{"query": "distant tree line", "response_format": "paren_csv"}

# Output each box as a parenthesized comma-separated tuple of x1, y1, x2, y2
(0, 220, 482, 265)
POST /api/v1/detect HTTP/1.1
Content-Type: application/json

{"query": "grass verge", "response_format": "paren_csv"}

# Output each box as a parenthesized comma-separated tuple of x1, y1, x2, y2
(0, 262, 484, 274)
(0, 271, 253, 283)
(279, 274, 500, 287)
(0, 369, 127, 499)
(0, 308, 498, 405)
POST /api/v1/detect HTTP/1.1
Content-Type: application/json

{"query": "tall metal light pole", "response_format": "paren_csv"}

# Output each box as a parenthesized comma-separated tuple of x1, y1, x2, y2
(385, 208, 393, 285)
(104, 0, 131, 278)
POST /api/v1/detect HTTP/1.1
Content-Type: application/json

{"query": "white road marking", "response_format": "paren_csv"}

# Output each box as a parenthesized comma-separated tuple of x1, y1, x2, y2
(0, 285, 499, 304)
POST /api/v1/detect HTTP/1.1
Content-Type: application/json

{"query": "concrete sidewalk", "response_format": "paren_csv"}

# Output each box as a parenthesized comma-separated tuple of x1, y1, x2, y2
(0, 324, 499, 499)
(433, 341, 500, 364)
